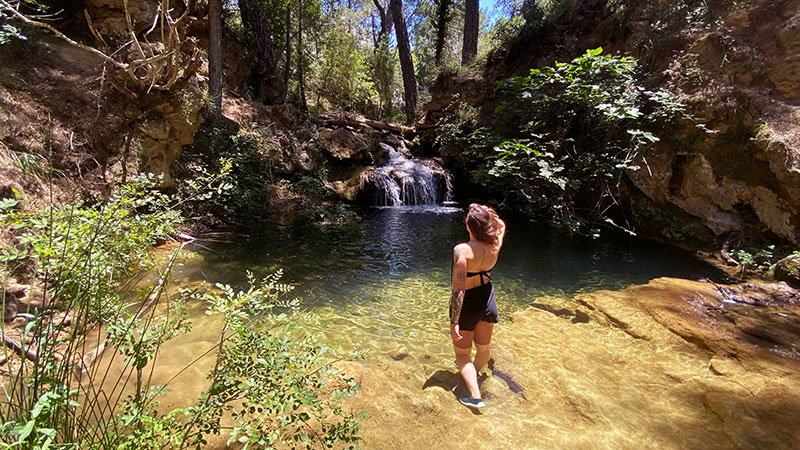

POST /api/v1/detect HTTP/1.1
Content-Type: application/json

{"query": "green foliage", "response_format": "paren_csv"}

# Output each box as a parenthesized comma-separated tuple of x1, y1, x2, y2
(411, 0, 465, 89)
(183, 273, 362, 449)
(473, 48, 690, 233)
(2, 174, 181, 323)
(9, 152, 53, 179)
(183, 126, 278, 219)
(514, 0, 575, 41)
(729, 244, 776, 278)
(0, 21, 25, 44)
(1, 177, 362, 449)
(0, 0, 45, 44)
(0, 176, 185, 449)
(435, 100, 482, 147)
(483, 13, 526, 54)
(292, 175, 329, 200)
(309, 23, 378, 114)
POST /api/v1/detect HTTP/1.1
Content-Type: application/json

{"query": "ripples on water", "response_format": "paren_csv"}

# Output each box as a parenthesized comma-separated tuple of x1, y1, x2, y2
(171, 205, 727, 367)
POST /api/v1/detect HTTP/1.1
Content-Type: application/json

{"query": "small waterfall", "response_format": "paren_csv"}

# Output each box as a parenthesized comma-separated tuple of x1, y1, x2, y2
(358, 143, 453, 206)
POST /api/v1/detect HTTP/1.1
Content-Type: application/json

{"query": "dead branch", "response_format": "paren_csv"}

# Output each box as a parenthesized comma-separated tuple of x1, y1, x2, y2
(0, 0, 126, 69)
(1, 0, 200, 97)
(314, 113, 417, 137)
(2, 333, 38, 363)
(140, 242, 185, 312)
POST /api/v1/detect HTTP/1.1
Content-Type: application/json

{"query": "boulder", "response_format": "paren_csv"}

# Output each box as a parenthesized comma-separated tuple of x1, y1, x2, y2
(316, 128, 375, 162)
(774, 253, 800, 288)
(84, 0, 160, 36)
(324, 168, 367, 202)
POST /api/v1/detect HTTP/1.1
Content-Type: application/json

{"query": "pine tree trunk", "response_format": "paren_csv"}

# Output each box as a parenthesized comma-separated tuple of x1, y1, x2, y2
(434, 0, 451, 66)
(240, 0, 282, 104)
(390, 0, 417, 124)
(372, 0, 394, 119)
(282, 6, 291, 103)
(298, 0, 308, 113)
(462, 0, 478, 65)
(208, 0, 223, 119)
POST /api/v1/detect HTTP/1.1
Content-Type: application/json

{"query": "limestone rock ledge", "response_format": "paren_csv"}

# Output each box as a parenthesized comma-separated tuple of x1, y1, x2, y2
(339, 278, 800, 450)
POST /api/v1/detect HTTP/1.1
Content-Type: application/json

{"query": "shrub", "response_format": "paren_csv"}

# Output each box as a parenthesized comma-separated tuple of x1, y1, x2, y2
(0, 176, 362, 449)
(477, 48, 692, 234)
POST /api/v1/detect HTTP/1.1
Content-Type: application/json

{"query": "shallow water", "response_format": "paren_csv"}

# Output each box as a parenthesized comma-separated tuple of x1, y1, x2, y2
(165, 205, 727, 368)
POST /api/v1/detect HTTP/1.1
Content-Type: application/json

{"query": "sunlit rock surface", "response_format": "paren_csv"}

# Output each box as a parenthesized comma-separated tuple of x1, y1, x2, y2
(339, 278, 800, 449)
(774, 254, 800, 288)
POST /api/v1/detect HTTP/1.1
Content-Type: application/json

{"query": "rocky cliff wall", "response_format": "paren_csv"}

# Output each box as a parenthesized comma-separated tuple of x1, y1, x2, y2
(423, 0, 800, 246)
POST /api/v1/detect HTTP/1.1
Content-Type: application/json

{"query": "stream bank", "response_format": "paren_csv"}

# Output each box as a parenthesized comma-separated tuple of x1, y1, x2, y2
(336, 278, 800, 450)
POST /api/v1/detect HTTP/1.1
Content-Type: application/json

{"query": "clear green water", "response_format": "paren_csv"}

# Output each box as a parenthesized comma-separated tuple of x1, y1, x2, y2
(169, 205, 727, 366)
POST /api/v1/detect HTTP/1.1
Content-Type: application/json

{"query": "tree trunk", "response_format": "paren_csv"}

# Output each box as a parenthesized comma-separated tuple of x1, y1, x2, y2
(208, 0, 223, 119)
(462, 0, 478, 65)
(390, 0, 417, 124)
(298, 0, 308, 113)
(240, 0, 282, 104)
(282, 5, 291, 103)
(372, 0, 394, 119)
(434, 0, 451, 66)
(372, 0, 393, 46)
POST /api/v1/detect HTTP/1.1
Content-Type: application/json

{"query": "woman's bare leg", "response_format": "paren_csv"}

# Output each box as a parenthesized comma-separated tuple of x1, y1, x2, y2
(453, 330, 481, 399)
(473, 321, 494, 373)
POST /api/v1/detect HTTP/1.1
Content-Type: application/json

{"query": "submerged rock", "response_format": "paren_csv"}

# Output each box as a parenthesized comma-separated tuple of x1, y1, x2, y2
(388, 347, 410, 361)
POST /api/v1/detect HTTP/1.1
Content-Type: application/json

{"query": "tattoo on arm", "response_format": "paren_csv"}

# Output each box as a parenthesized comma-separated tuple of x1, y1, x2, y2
(450, 246, 466, 324)
(449, 289, 464, 325)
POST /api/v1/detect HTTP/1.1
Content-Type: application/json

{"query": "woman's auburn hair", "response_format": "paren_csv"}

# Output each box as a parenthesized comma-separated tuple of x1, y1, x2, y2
(466, 203, 500, 245)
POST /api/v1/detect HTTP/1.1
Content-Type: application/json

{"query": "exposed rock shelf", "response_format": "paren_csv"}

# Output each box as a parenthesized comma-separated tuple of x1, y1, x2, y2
(338, 278, 800, 449)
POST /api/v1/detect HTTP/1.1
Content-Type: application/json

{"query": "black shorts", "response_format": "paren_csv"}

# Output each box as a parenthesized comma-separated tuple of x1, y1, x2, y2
(458, 282, 498, 331)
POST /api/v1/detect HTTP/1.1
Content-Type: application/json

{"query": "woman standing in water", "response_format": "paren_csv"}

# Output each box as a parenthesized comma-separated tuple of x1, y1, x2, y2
(450, 203, 506, 408)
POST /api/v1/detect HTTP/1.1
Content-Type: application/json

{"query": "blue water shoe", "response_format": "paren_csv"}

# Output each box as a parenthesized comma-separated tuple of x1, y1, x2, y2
(459, 396, 486, 408)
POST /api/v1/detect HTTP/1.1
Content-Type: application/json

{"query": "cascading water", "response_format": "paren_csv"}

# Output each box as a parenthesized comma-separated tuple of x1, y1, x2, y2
(358, 143, 453, 206)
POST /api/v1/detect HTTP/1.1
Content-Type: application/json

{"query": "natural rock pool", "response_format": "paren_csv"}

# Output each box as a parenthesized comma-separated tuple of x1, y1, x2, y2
(169, 205, 727, 367)
(93, 205, 800, 449)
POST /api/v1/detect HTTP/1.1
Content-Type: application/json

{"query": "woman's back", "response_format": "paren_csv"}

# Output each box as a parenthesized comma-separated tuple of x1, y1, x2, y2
(456, 214, 505, 291)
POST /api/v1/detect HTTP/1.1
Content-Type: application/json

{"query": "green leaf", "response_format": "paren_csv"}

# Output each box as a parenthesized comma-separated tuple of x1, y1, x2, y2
(10, 419, 35, 441)
(586, 47, 603, 56)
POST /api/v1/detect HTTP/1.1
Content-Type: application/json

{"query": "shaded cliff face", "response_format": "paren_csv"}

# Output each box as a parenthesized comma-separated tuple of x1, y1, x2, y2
(423, 0, 800, 246)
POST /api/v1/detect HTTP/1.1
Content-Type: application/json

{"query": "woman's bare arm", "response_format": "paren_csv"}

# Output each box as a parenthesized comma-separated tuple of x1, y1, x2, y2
(450, 245, 469, 340)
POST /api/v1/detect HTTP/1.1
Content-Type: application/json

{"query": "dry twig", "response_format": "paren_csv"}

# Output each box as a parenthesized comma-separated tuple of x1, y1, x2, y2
(1, 0, 201, 97)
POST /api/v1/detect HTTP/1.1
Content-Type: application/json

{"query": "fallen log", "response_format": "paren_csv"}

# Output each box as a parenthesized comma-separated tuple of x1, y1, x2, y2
(2, 333, 38, 362)
(314, 113, 416, 137)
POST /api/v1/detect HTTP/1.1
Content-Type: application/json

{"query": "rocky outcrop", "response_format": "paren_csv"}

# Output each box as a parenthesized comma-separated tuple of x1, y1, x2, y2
(131, 80, 206, 187)
(219, 101, 419, 202)
(316, 128, 377, 162)
(83, 0, 167, 35)
(624, 0, 800, 244)
(423, 0, 800, 246)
